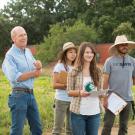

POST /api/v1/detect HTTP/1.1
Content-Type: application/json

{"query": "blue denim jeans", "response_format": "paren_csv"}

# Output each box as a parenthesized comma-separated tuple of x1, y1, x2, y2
(71, 112, 100, 135)
(8, 91, 42, 135)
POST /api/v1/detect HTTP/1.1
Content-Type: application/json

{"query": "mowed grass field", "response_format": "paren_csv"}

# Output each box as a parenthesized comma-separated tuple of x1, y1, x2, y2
(0, 66, 135, 135)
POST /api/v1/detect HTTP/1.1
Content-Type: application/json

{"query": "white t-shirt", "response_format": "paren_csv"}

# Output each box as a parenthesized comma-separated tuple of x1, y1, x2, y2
(53, 63, 72, 102)
(80, 76, 100, 115)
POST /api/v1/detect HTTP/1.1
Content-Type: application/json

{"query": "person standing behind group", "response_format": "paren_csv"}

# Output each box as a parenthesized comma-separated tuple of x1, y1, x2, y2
(52, 42, 77, 135)
(67, 42, 101, 135)
(101, 35, 135, 135)
(2, 26, 42, 135)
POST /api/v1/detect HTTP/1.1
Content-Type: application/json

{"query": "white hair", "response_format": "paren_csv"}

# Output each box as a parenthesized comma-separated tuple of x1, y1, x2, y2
(11, 26, 25, 40)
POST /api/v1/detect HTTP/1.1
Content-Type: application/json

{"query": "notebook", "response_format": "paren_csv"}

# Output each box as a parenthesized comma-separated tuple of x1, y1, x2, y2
(107, 92, 127, 115)
(58, 71, 67, 84)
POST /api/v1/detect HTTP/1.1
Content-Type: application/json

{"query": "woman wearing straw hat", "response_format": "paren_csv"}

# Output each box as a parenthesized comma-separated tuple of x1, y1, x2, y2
(52, 42, 77, 135)
(101, 35, 135, 135)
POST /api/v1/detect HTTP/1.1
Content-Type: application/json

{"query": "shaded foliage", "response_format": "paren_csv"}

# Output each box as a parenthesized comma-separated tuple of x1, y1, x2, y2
(35, 20, 98, 64)
(0, 14, 12, 56)
(2, 0, 56, 44)
(113, 22, 135, 40)
(1, 0, 135, 57)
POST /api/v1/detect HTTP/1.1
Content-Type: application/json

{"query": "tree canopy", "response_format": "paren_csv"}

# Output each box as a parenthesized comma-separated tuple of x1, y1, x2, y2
(35, 20, 98, 64)
(1, 0, 135, 57)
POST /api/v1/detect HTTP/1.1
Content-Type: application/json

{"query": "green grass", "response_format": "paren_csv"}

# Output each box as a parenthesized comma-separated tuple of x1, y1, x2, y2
(0, 68, 135, 134)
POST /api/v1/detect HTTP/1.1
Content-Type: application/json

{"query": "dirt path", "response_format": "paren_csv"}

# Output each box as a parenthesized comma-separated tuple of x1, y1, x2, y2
(99, 124, 135, 135)
(45, 124, 135, 135)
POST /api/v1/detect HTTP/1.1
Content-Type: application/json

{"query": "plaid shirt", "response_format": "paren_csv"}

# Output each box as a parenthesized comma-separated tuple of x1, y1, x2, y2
(67, 68, 83, 114)
(67, 68, 102, 114)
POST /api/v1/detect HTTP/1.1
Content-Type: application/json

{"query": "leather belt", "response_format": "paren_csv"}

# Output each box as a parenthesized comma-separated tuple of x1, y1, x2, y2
(13, 87, 33, 94)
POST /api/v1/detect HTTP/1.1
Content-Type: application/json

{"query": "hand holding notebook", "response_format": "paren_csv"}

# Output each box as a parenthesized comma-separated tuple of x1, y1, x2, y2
(58, 71, 67, 84)
(107, 92, 127, 115)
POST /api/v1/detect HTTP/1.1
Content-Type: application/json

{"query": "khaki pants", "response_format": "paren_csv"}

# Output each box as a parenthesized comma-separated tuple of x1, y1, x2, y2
(52, 99, 72, 135)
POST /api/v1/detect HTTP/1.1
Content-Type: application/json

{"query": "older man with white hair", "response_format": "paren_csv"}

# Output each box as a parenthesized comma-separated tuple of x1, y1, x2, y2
(101, 35, 135, 135)
(2, 26, 42, 135)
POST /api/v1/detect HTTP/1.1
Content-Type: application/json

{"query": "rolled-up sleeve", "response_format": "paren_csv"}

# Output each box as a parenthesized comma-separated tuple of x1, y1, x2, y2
(2, 54, 23, 83)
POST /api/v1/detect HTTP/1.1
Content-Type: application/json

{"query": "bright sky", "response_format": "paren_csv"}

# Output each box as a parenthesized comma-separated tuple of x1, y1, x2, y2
(0, 0, 10, 9)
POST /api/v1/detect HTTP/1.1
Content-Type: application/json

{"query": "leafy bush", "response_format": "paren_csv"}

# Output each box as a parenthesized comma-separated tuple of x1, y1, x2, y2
(113, 22, 135, 40)
(35, 20, 98, 64)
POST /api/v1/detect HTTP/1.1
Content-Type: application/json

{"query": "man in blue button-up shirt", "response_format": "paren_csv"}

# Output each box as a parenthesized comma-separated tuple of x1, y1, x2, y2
(2, 26, 42, 135)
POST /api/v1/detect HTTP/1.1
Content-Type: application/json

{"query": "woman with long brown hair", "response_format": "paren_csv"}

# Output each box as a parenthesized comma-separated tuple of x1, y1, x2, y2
(67, 42, 101, 135)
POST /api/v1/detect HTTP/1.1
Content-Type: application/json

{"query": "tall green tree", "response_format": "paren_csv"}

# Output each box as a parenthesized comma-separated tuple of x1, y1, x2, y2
(36, 20, 98, 64)
(1, 0, 135, 54)
(113, 22, 135, 40)
(0, 13, 12, 56)
(96, 15, 117, 42)
(2, 0, 56, 44)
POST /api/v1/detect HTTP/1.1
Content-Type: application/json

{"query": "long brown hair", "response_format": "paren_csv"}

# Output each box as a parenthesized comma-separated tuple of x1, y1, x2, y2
(74, 42, 100, 86)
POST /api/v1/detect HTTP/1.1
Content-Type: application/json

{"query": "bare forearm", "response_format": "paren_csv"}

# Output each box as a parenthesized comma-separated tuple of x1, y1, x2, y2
(53, 83, 66, 90)
(68, 90, 80, 97)
(103, 73, 109, 90)
(103, 82, 108, 90)
(17, 70, 41, 81)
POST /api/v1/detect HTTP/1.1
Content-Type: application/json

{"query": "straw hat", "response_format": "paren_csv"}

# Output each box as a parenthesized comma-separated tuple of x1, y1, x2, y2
(109, 35, 135, 54)
(63, 42, 76, 52)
